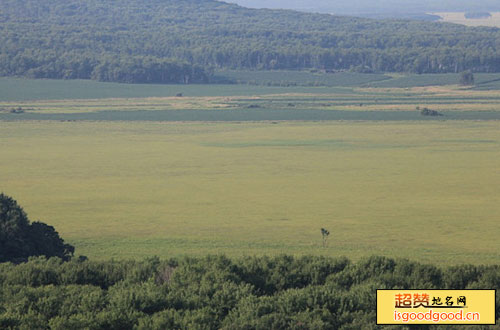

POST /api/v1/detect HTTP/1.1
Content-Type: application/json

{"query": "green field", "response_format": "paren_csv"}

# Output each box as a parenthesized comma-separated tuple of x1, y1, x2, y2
(0, 77, 351, 101)
(3, 79, 500, 121)
(4, 73, 500, 102)
(215, 70, 500, 89)
(1, 120, 499, 264)
(1, 76, 499, 264)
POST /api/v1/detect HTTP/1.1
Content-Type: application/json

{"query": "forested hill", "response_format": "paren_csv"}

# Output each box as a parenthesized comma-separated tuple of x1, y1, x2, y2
(2, 0, 500, 84)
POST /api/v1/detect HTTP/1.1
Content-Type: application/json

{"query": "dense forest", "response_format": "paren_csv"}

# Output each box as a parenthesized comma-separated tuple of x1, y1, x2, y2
(2, 0, 500, 83)
(0, 255, 498, 329)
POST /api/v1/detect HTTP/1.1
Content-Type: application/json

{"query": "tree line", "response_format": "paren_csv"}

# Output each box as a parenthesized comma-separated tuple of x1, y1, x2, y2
(0, 255, 499, 329)
(2, 0, 500, 83)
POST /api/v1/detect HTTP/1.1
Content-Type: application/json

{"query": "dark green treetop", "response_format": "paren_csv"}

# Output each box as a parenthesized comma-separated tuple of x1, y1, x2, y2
(0, 193, 74, 263)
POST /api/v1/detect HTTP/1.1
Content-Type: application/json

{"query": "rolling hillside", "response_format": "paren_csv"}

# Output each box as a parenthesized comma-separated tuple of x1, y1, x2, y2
(2, 0, 500, 83)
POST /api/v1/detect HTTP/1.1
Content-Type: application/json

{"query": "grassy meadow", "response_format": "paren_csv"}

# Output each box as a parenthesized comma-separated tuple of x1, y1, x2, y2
(434, 11, 500, 27)
(1, 120, 499, 264)
(1, 75, 499, 264)
(5, 81, 500, 117)
(3, 72, 500, 103)
(0, 77, 350, 101)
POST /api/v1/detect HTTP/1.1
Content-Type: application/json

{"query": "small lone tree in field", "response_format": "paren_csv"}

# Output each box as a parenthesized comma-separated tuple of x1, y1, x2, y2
(321, 228, 330, 247)
(460, 70, 474, 86)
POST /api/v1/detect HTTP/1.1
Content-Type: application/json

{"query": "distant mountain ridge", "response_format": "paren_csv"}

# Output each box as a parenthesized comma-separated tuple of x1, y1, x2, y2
(1, 0, 500, 83)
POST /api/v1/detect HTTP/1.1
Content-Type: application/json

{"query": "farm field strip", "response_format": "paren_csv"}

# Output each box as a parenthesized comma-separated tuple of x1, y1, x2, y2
(433, 12, 500, 27)
(2, 87, 500, 116)
(4, 74, 500, 102)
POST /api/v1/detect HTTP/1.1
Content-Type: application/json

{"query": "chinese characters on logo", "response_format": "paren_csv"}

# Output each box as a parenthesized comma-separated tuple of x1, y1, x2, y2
(395, 293, 466, 308)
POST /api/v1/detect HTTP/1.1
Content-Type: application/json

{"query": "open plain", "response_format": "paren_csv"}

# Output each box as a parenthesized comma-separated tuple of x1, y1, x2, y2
(1, 75, 499, 264)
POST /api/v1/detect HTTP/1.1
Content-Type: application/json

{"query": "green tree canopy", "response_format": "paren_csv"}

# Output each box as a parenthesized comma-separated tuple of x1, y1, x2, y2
(460, 70, 475, 85)
(0, 193, 74, 263)
(2, 0, 500, 83)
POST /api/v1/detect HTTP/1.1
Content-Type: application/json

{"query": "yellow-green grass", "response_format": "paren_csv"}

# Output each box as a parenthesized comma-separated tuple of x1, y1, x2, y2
(3, 86, 500, 115)
(0, 96, 239, 114)
(1, 120, 499, 265)
(434, 12, 500, 27)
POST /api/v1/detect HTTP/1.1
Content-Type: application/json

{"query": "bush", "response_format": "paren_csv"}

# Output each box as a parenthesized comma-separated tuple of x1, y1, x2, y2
(420, 107, 443, 116)
(460, 70, 475, 86)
